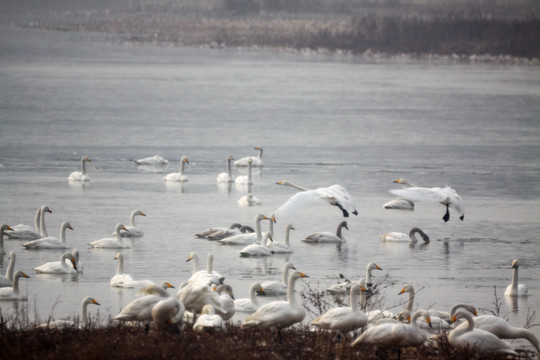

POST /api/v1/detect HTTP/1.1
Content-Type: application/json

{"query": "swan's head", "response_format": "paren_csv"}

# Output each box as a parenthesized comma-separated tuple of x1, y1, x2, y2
(339, 221, 349, 230)
(367, 262, 383, 271)
(286, 224, 295, 231)
(227, 155, 235, 161)
(240, 225, 254, 233)
(186, 252, 197, 262)
(181, 156, 189, 164)
(161, 282, 175, 289)
(41, 206, 52, 214)
(398, 284, 415, 295)
(82, 156, 92, 162)
(254, 147, 262, 150)
(63, 222, 74, 231)
(114, 224, 127, 234)
(89, 297, 100, 306)
(351, 284, 367, 294)
(512, 259, 520, 269)
(113, 252, 123, 261)
(252, 283, 264, 295)
(136, 210, 146, 217)
(216, 284, 234, 299)
(15, 271, 30, 279)
(291, 271, 309, 280)
(230, 223, 243, 230)
(201, 304, 215, 315)
(1, 224, 13, 232)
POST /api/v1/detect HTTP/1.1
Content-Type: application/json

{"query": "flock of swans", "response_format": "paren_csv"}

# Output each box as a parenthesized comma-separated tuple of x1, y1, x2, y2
(0, 147, 537, 358)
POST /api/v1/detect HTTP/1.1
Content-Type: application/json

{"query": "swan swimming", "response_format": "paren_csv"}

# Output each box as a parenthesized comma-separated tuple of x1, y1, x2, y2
(237, 193, 262, 206)
(0, 271, 31, 301)
(383, 198, 415, 210)
(22, 221, 73, 249)
(0, 251, 16, 287)
(110, 252, 136, 288)
(0, 224, 13, 256)
(302, 221, 348, 243)
(6, 205, 52, 240)
(218, 214, 272, 246)
(449, 311, 517, 356)
(68, 156, 92, 182)
(234, 146, 263, 167)
(274, 183, 357, 220)
(238, 232, 274, 257)
(196, 223, 243, 240)
(326, 262, 382, 294)
(235, 158, 254, 185)
(185, 252, 225, 286)
(116, 210, 146, 238)
(267, 223, 295, 254)
(234, 282, 264, 313)
(37, 297, 100, 329)
(34, 251, 77, 274)
(243, 270, 308, 329)
(389, 178, 464, 222)
(379, 227, 430, 244)
(89, 224, 129, 249)
(504, 259, 528, 297)
(134, 155, 168, 166)
(163, 156, 189, 182)
(64, 249, 83, 273)
(217, 155, 235, 182)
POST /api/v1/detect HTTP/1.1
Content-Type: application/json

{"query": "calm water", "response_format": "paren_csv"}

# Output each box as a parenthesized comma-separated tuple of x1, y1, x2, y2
(1, 23, 540, 349)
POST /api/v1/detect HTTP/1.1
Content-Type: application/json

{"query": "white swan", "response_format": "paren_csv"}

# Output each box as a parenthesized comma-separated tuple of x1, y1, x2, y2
(6, 206, 52, 240)
(449, 311, 517, 356)
(68, 156, 92, 181)
(89, 224, 129, 249)
(383, 198, 415, 210)
(214, 284, 235, 321)
(379, 227, 430, 244)
(163, 156, 189, 182)
(239, 232, 274, 257)
(185, 253, 225, 286)
(117, 210, 146, 238)
(311, 283, 368, 333)
(34, 251, 77, 274)
(302, 221, 348, 244)
(193, 304, 227, 332)
(196, 223, 246, 240)
(267, 223, 295, 254)
(22, 221, 73, 249)
(326, 263, 382, 295)
(151, 296, 185, 333)
(234, 282, 264, 313)
(110, 252, 134, 287)
(0, 270, 30, 301)
(0, 224, 13, 256)
(218, 214, 272, 245)
(352, 310, 431, 349)
(217, 155, 235, 182)
(176, 279, 226, 315)
(504, 259, 528, 297)
(134, 155, 168, 166)
(243, 270, 308, 329)
(114, 282, 175, 324)
(63, 249, 83, 273)
(398, 284, 415, 314)
(37, 297, 100, 329)
(235, 158, 253, 185)
(234, 146, 263, 167)
(238, 193, 262, 206)
(0, 251, 16, 287)
(274, 184, 358, 220)
(260, 262, 296, 296)
(389, 179, 464, 222)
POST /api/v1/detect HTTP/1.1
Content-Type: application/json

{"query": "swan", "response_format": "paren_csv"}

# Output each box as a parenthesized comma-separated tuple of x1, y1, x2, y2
(34, 251, 77, 274)
(239, 232, 274, 257)
(22, 221, 73, 249)
(234, 146, 263, 167)
(134, 155, 168, 166)
(0, 224, 13, 255)
(0, 270, 30, 301)
(163, 156, 189, 182)
(504, 259, 528, 297)
(214, 284, 235, 321)
(302, 221, 348, 244)
(238, 193, 262, 206)
(64, 249, 83, 273)
(37, 297, 100, 329)
(234, 282, 264, 313)
(185, 253, 225, 286)
(379, 227, 430, 244)
(196, 223, 247, 240)
(311, 283, 368, 333)
(217, 155, 235, 182)
(151, 296, 185, 333)
(117, 210, 146, 238)
(218, 214, 272, 246)
(260, 262, 296, 296)
(449, 311, 517, 356)
(114, 282, 175, 325)
(352, 310, 431, 349)
(193, 304, 227, 332)
(326, 263, 382, 295)
(0, 251, 16, 287)
(110, 252, 135, 287)
(383, 198, 415, 210)
(176, 279, 226, 315)
(275, 184, 358, 220)
(243, 271, 308, 329)
(89, 224, 129, 249)
(235, 158, 254, 185)
(7, 205, 52, 240)
(428, 303, 478, 323)
(68, 156, 92, 181)
(389, 179, 464, 222)
(267, 223, 295, 254)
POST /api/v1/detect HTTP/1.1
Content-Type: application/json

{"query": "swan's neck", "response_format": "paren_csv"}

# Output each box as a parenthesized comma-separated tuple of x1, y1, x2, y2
(267, 219, 274, 237)
(249, 285, 260, 306)
(257, 148, 263, 159)
(350, 288, 360, 312)
(283, 228, 291, 246)
(511, 266, 519, 292)
(411, 310, 426, 328)
(282, 266, 290, 285)
(180, 160, 186, 176)
(34, 207, 41, 232)
(406, 290, 415, 313)
(6, 254, 15, 281)
(336, 224, 345, 239)
(206, 254, 214, 274)
(365, 268, 372, 286)
(81, 157, 86, 175)
(81, 301, 89, 326)
(116, 255, 124, 275)
(359, 287, 367, 310)
(130, 212, 137, 227)
(115, 227, 123, 242)
(287, 275, 299, 307)
(60, 224, 68, 245)
(511, 328, 540, 352)
(247, 162, 252, 183)
(0, 228, 5, 254)
(40, 208, 48, 236)
(12, 274, 22, 296)
(409, 228, 419, 242)
(61, 254, 71, 270)
(453, 313, 474, 338)
(449, 303, 473, 318)
(191, 255, 200, 274)
(255, 217, 264, 240)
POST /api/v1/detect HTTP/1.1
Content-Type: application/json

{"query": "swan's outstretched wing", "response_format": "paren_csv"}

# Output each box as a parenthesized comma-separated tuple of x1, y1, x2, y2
(389, 187, 448, 203)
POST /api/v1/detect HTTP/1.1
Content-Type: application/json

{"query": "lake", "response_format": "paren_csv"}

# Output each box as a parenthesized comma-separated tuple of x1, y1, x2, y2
(0, 22, 539, 351)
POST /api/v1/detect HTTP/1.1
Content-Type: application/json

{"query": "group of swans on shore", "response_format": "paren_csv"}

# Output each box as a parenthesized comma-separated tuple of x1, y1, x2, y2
(383, 178, 465, 222)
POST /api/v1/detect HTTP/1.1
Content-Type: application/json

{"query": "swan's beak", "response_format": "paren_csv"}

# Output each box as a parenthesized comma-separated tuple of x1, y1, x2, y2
(473, 309, 478, 316)
(290, 225, 296, 230)
(376, 265, 383, 271)
(121, 226, 128, 231)
(451, 315, 457, 323)
(184, 158, 189, 164)
(271, 215, 276, 223)
(394, 179, 401, 183)
(67, 224, 74, 230)
(299, 272, 309, 278)
(276, 180, 284, 185)
(6, 225, 13, 231)
(140, 211, 146, 217)
(86, 157, 92, 162)
(46, 208, 53, 214)
(92, 299, 100, 305)
(360, 286, 367, 292)
(71, 257, 77, 270)
(165, 282, 175, 289)
(21, 272, 30, 278)
(258, 287, 264, 295)
(186, 256, 192, 262)
(426, 316, 432, 328)
(398, 287, 406, 295)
